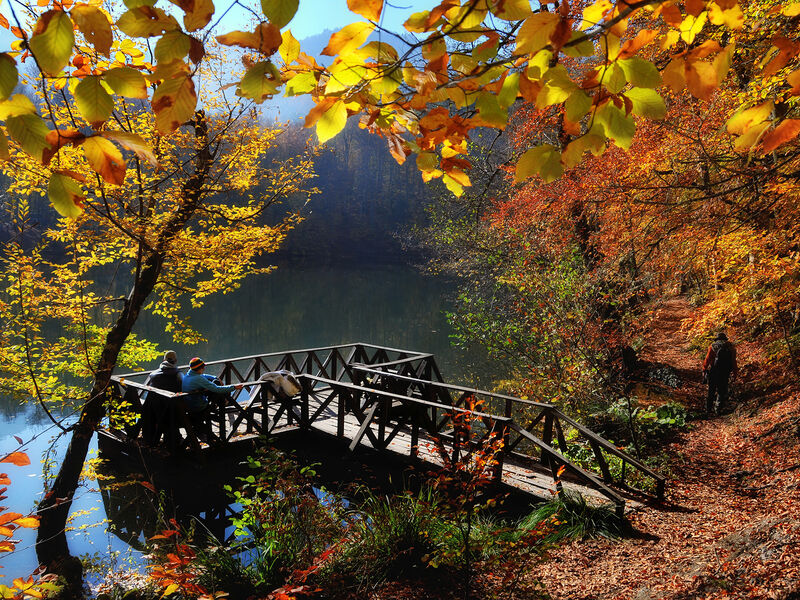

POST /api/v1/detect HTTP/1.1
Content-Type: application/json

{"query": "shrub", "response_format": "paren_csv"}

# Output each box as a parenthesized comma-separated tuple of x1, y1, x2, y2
(519, 490, 626, 543)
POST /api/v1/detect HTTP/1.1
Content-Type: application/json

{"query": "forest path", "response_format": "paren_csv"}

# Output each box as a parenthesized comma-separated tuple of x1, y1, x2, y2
(534, 296, 800, 600)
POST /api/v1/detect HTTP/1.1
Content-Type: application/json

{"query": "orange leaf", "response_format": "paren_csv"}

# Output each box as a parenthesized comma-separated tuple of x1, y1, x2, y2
(1, 452, 30, 466)
(0, 512, 23, 526)
(43, 128, 86, 164)
(13, 516, 39, 528)
(347, 0, 383, 21)
(556, 464, 566, 477)
(139, 481, 156, 492)
(761, 119, 800, 152)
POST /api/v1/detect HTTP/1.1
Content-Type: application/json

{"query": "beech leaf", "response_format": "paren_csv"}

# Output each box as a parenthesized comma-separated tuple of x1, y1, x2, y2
(347, 0, 383, 21)
(83, 136, 126, 185)
(261, 0, 298, 28)
(71, 4, 113, 56)
(29, 10, 74, 76)
(0, 54, 18, 101)
(48, 172, 85, 219)
(74, 75, 114, 126)
(316, 100, 347, 144)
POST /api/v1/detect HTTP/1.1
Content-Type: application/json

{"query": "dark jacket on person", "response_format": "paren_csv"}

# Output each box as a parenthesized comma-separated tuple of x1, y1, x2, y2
(145, 361, 184, 394)
(702, 340, 738, 376)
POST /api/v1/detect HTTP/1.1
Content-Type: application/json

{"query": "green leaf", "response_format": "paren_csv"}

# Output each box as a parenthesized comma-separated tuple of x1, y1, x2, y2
(515, 144, 563, 183)
(602, 62, 626, 94)
(261, 0, 298, 28)
(624, 87, 666, 119)
(536, 65, 577, 107)
(29, 10, 75, 76)
(595, 102, 635, 149)
(237, 61, 280, 103)
(316, 100, 347, 144)
(155, 30, 191, 63)
(284, 71, 316, 96)
(498, 72, 520, 109)
(476, 92, 508, 127)
(618, 57, 661, 88)
(563, 32, 594, 57)
(565, 91, 591, 122)
(48, 172, 85, 218)
(104, 66, 148, 98)
(74, 75, 114, 125)
(0, 54, 19, 101)
(7, 113, 50, 161)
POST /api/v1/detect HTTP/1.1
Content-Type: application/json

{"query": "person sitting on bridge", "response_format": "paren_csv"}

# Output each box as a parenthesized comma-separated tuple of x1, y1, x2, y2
(141, 350, 183, 445)
(702, 332, 738, 416)
(182, 356, 243, 414)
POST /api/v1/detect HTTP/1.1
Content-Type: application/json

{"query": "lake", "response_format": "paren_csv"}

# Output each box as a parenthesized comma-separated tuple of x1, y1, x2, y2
(0, 259, 488, 586)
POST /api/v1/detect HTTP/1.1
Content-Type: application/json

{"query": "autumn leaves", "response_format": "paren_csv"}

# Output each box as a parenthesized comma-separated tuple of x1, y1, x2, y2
(0, 0, 798, 216)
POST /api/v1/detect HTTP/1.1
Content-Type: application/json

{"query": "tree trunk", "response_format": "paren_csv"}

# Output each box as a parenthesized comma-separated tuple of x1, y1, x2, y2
(35, 112, 213, 597)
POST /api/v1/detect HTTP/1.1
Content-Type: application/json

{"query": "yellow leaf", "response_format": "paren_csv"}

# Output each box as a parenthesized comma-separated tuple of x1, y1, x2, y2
(29, 10, 74, 76)
(686, 59, 717, 100)
(279, 29, 300, 64)
(733, 121, 770, 151)
(624, 87, 666, 119)
(83, 136, 126, 185)
(581, 0, 612, 30)
(489, 0, 532, 21)
(726, 101, 773, 134)
(104, 66, 148, 99)
(71, 4, 113, 56)
(322, 21, 374, 57)
(48, 172, 85, 218)
(347, 0, 383, 21)
(12, 517, 38, 529)
(0, 94, 36, 119)
(237, 60, 280, 102)
(781, 2, 800, 16)
(155, 30, 191, 63)
(417, 151, 438, 172)
(102, 130, 157, 165)
(152, 72, 197, 133)
(284, 71, 317, 96)
(708, 2, 743, 28)
(679, 12, 707, 45)
(316, 100, 347, 144)
(117, 6, 179, 38)
(516, 12, 559, 54)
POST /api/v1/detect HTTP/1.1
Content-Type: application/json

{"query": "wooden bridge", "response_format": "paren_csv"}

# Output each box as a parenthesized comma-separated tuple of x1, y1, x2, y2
(103, 343, 665, 516)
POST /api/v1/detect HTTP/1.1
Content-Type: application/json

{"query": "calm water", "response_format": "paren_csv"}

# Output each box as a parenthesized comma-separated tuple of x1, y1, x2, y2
(0, 260, 484, 584)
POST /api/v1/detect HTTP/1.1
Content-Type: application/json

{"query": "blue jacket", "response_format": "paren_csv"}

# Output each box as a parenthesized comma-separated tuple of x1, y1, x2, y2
(182, 370, 236, 412)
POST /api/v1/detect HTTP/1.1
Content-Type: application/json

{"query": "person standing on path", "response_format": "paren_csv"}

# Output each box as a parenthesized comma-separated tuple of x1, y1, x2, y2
(702, 332, 738, 415)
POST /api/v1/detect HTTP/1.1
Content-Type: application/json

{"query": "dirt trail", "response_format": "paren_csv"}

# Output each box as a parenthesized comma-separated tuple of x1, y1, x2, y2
(534, 296, 800, 600)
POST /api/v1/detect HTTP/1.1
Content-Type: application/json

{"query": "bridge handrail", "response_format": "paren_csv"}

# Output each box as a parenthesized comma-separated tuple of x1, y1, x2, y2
(350, 366, 664, 495)
(550, 409, 666, 487)
(352, 366, 554, 409)
(302, 374, 513, 422)
(110, 377, 271, 397)
(509, 423, 626, 514)
(114, 343, 433, 379)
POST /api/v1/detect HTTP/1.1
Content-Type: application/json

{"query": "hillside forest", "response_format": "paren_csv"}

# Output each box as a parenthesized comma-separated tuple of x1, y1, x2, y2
(0, 0, 799, 599)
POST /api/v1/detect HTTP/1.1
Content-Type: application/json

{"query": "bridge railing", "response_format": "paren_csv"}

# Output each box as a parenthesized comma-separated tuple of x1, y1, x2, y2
(108, 343, 438, 452)
(351, 366, 665, 501)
